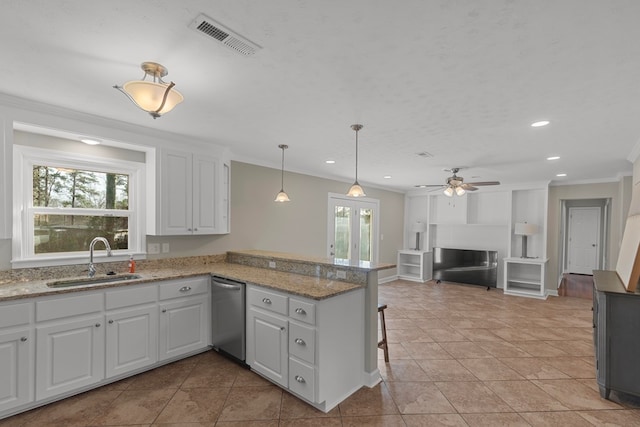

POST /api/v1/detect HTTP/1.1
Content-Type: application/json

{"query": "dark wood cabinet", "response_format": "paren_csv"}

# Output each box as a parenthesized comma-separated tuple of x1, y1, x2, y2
(593, 270, 640, 399)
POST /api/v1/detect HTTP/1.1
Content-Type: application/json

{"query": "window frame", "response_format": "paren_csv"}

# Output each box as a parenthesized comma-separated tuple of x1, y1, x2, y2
(12, 145, 146, 268)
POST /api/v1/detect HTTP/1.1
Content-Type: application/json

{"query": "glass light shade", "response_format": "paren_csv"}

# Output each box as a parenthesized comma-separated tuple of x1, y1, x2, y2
(443, 186, 454, 197)
(275, 190, 290, 202)
(122, 81, 183, 115)
(347, 182, 366, 197)
(455, 186, 466, 196)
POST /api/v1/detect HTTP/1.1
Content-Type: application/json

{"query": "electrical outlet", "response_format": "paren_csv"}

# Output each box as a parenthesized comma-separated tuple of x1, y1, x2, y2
(269, 261, 276, 268)
(162, 243, 170, 253)
(148, 243, 160, 254)
(336, 270, 347, 279)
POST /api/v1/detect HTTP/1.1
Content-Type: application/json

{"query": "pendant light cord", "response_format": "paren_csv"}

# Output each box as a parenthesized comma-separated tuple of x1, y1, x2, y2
(280, 146, 285, 191)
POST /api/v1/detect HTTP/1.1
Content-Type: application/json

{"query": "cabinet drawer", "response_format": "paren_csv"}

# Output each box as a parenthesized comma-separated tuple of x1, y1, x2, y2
(248, 287, 288, 315)
(289, 357, 315, 403)
(289, 322, 316, 364)
(288, 298, 316, 325)
(106, 284, 157, 310)
(36, 292, 103, 322)
(0, 302, 33, 328)
(159, 277, 209, 300)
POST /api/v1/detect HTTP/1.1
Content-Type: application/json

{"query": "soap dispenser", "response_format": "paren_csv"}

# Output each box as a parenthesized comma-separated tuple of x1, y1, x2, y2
(128, 255, 136, 273)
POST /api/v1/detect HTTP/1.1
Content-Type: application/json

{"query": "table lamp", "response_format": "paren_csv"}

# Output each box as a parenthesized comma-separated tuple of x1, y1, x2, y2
(514, 222, 537, 258)
(411, 222, 427, 251)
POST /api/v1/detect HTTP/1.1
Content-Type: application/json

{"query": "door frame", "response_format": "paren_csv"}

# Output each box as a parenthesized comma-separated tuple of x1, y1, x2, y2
(566, 206, 601, 274)
(560, 198, 610, 278)
(327, 193, 380, 264)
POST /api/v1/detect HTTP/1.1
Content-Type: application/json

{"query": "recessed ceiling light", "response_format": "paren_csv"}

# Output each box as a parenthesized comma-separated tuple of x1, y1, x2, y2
(531, 120, 550, 127)
(547, 156, 560, 160)
(80, 138, 101, 145)
(383, 175, 392, 179)
(325, 160, 335, 164)
(556, 173, 567, 177)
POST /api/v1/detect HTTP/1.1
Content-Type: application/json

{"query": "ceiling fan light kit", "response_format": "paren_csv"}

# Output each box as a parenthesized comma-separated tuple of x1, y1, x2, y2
(114, 62, 184, 119)
(417, 167, 500, 196)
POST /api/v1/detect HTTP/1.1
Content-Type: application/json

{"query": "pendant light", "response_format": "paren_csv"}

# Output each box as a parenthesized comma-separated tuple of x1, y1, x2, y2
(346, 124, 366, 197)
(275, 144, 291, 202)
(113, 62, 184, 119)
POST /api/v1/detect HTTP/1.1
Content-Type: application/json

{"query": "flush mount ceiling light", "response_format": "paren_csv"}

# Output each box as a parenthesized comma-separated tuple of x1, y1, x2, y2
(113, 62, 184, 119)
(547, 156, 560, 160)
(275, 144, 291, 202)
(80, 138, 101, 145)
(531, 120, 550, 127)
(346, 124, 366, 197)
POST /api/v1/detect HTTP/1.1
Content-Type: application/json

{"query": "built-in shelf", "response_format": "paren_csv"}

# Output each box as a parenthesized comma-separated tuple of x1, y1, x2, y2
(503, 257, 548, 299)
(397, 250, 432, 283)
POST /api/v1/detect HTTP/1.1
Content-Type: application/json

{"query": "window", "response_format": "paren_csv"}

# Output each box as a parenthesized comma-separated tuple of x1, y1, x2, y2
(13, 145, 145, 267)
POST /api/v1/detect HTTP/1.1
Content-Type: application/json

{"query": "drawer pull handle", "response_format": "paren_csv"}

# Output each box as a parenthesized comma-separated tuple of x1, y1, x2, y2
(179, 286, 192, 292)
(295, 338, 306, 346)
(280, 327, 286, 331)
(95, 323, 101, 328)
(295, 308, 306, 315)
(295, 375, 305, 383)
(162, 309, 167, 313)
(20, 337, 27, 342)
(108, 320, 114, 324)
(262, 298, 272, 304)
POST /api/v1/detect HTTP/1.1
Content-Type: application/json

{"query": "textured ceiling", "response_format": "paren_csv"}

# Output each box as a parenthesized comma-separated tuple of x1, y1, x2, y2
(1, 0, 640, 192)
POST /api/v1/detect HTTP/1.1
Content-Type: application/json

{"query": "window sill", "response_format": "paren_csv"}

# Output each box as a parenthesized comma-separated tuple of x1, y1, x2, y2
(11, 252, 147, 269)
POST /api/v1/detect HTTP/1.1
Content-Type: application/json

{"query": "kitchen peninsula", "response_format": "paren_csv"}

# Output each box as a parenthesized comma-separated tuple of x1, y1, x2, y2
(0, 250, 394, 418)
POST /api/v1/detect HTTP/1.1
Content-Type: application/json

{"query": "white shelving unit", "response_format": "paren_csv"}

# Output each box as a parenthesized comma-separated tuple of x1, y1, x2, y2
(504, 257, 549, 299)
(397, 250, 432, 283)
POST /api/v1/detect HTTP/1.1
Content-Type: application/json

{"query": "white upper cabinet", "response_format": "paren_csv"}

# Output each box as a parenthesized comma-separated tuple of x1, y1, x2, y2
(152, 148, 229, 235)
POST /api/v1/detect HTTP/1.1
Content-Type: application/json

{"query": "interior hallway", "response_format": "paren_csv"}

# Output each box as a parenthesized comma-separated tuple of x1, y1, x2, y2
(1, 279, 639, 426)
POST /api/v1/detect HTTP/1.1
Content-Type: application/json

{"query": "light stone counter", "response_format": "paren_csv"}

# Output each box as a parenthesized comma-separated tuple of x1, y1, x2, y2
(0, 260, 362, 302)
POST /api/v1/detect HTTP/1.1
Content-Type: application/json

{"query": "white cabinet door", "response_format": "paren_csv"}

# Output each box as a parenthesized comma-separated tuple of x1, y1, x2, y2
(247, 308, 288, 387)
(192, 155, 218, 234)
(36, 315, 104, 400)
(0, 329, 33, 412)
(161, 149, 193, 235)
(105, 305, 158, 378)
(158, 296, 209, 361)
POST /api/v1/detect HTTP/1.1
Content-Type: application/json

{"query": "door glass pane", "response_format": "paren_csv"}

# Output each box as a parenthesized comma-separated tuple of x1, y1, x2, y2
(359, 208, 373, 262)
(334, 205, 351, 261)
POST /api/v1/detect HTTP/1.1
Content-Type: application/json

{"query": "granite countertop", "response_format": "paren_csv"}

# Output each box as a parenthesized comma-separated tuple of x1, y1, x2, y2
(228, 249, 396, 271)
(0, 262, 363, 302)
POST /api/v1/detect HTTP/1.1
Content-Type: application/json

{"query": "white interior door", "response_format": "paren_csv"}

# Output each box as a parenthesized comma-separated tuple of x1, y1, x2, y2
(327, 195, 379, 265)
(567, 206, 600, 274)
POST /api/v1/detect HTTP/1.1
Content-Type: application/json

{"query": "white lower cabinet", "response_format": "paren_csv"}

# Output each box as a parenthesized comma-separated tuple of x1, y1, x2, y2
(158, 277, 210, 361)
(248, 308, 288, 387)
(105, 284, 158, 378)
(0, 276, 211, 420)
(246, 284, 365, 412)
(36, 314, 105, 400)
(0, 301, 34, 414)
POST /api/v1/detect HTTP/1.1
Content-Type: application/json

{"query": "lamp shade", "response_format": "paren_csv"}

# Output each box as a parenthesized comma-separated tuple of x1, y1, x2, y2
(443, 186, 454, 197)
(514, 222, 537, 236)
(411, 222, 427, 233)
(122, 81, 183, 115)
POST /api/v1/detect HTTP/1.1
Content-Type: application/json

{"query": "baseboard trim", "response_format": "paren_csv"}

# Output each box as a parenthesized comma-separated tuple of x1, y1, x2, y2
(362, 369, 382, 388)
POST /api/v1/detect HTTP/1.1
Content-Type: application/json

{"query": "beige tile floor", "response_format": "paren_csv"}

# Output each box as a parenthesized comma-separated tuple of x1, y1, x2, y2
(2, 279, 640, 426)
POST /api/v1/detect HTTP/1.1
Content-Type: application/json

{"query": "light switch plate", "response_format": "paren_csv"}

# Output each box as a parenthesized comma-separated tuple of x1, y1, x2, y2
(269, 261, 276, 268)
(148, 243, 160, 254)
(162, 243, 170, 253)
(336, 270, 347, 279)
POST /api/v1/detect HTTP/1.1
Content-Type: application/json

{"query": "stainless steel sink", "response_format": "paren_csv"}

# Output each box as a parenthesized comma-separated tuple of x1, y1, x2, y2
(47, 274, 142, 288)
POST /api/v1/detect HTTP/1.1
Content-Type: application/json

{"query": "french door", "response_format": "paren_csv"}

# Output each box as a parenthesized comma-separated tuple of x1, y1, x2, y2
(327, 194, 379, 265)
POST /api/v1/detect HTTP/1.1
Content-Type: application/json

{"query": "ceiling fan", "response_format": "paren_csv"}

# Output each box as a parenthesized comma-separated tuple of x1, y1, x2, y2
(415, 167, 500, 197)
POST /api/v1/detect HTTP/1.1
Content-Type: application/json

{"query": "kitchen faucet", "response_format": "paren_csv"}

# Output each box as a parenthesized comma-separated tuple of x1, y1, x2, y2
(88, 237, 112, 277)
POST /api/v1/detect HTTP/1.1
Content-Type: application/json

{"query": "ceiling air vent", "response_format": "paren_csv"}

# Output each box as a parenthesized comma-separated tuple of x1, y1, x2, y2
(189, 13, 262, 56)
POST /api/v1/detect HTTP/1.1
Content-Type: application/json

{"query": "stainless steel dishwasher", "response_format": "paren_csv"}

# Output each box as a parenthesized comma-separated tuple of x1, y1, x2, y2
(211, 275, 246, 363)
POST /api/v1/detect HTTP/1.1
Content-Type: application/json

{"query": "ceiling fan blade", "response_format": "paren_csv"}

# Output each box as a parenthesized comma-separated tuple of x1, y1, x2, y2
(461, 184, 479, 191)
(414, 184, 445, 188)
(465, 181, 500, 186)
